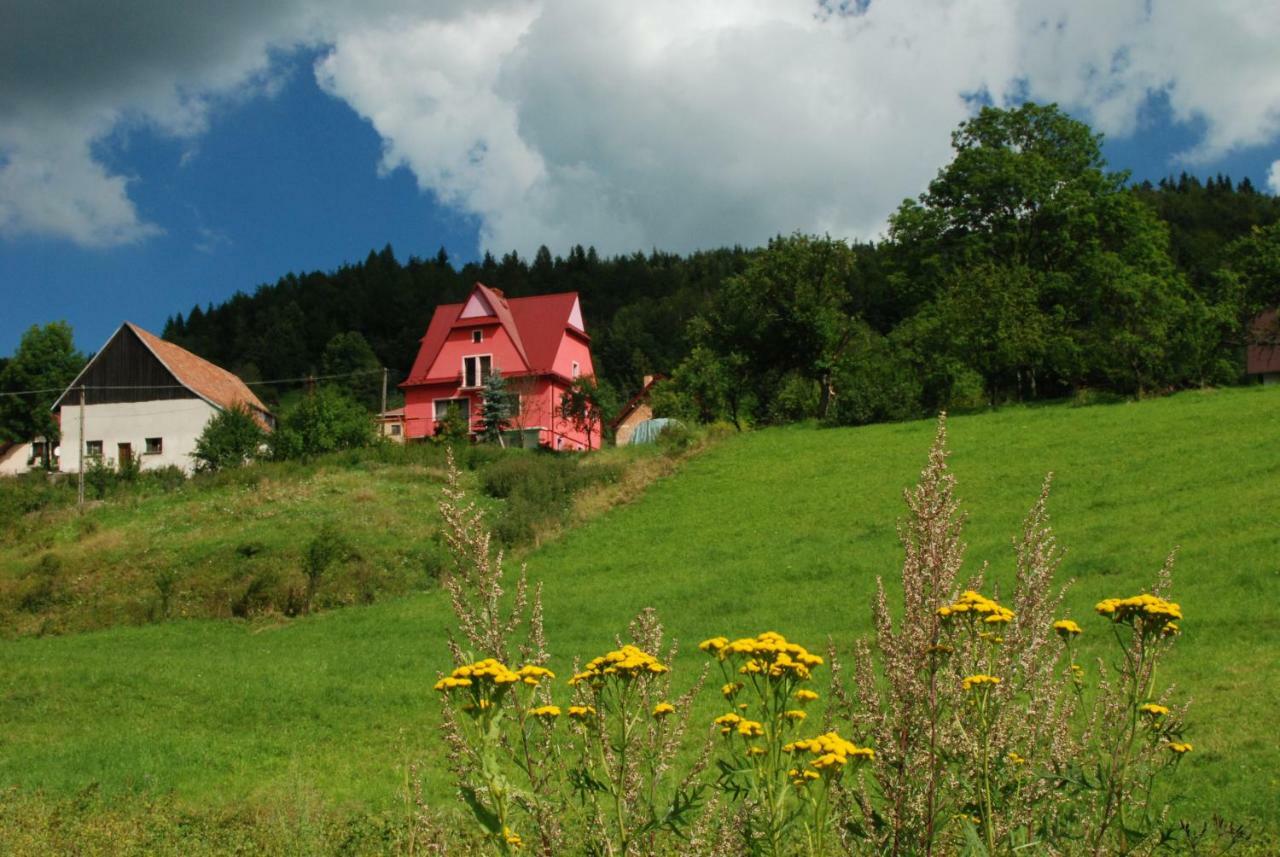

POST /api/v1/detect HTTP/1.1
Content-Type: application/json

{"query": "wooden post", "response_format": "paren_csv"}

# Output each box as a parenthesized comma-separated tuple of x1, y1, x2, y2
(77, 386, 85, 509)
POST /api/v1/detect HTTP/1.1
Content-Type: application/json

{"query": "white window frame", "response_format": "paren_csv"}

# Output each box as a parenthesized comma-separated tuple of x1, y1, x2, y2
(571, 361, 580, 379)
(85, 440, 103, 458)
(462, 354, 493, 389)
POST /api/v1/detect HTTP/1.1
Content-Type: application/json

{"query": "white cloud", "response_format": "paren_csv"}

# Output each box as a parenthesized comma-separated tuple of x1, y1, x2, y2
(1269, 161, 1280, 196)
(3, 0, 1280, 252)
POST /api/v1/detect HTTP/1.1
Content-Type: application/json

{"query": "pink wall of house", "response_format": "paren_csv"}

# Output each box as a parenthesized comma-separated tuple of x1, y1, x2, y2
(403, 375, 598, 450)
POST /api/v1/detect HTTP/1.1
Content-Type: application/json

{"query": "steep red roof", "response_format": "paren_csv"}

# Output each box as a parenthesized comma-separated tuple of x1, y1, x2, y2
(475, 283, 531, 367)
(403, 284, 588, 384)
(129, 324, 270, 415)
(405, 301, 463, 382)
(509, 291, 584, 372)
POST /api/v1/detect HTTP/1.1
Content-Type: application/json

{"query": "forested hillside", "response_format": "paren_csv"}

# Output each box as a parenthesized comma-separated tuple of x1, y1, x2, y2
(159, 104, 1280, 422)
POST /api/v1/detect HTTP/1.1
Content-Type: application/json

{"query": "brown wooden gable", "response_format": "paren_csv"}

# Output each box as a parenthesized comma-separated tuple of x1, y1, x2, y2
(58, 326, 198, 407)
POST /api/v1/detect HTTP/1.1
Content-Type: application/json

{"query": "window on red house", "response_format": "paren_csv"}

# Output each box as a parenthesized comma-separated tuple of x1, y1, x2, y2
(463, 355, 492, 388)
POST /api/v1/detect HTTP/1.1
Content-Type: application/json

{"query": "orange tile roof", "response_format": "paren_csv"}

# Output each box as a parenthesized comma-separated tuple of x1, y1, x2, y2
(127, 323, 270, 415)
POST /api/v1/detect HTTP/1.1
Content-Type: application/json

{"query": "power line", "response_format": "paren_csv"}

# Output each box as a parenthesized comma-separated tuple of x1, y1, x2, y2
(0, 368, 387, 399)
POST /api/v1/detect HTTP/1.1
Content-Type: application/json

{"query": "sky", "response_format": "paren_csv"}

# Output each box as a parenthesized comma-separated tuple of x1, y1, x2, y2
(2, 1, 1280, 357)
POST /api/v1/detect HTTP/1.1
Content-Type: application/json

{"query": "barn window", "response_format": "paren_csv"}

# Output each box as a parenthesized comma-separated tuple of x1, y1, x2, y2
(86, 440, 103, 458)
(472, 330, 483, 343)
(145, 437, 163, 455)
(571, 361, 580, 379)
(390, 424, 402, 436)
(463, 355, 492, 388)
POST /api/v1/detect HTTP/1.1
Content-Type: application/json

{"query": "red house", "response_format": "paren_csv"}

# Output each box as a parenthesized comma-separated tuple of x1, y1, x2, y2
(400, 283, 601, 449)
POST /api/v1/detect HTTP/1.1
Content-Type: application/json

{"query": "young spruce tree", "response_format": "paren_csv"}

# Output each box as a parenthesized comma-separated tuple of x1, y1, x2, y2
(478, 368, 512, 446)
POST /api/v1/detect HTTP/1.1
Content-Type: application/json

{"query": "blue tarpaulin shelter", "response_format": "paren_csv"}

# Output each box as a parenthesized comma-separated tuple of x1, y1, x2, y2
(626, 418, 680, 445)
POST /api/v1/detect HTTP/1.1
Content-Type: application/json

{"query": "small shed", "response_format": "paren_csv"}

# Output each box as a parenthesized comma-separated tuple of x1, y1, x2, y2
(1247, 309, 1280, 384)
(612, 374, 665, 446)
(377, 407, 406, 442)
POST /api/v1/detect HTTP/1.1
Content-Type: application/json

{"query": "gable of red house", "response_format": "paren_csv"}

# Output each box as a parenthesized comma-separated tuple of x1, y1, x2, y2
(400, 283, 601, 449)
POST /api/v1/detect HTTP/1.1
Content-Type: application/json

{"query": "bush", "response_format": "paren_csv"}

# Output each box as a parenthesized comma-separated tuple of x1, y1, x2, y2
(828, 326, 923, 426)
(303, 525, 352, 614)
(84, 456, 114, 499)
(19, 553, 66, 613)
(656, 421, 695, 456)
(269, 387, 373, 460)
(140, 465, 187, 492)
(193, 404, 265, 472)
(0, 472, 75, 524)
(766, 372, 820, 423)
(479, 452, 623, 546)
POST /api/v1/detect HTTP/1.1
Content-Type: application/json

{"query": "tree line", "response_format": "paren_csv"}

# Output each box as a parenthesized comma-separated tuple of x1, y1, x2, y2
(4, 102, 1279, 448)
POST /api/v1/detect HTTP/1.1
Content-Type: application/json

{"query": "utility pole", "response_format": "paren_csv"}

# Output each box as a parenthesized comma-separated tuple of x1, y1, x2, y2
(77, 386, 85, 509)
(380, 367, 388, 415)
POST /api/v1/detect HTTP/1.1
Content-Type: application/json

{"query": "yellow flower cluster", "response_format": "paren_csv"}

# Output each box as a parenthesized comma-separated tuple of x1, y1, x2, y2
(784, 710, 807, 721)
(567, 705, 596, 719)
(788, 768, 821, 787)
(1053, 619, 1083, 638)
(1007, 752, 1027, 765)
(783, 731, 874, 778)
(962, 674, 1002, 692)
(517, 665, 555, 687)
(1166, 741, 1193, 754)
(1095, 593, 1182, 627)
(700, 631, 823, 681)
(569, 644, 668, 686)
(794, 689, 819, 703)
(434, 658, 526, 692)
(714, 712, 764, 738)
(938, 591, 1015, 625)
(652, 702, 675, 718)
(503, 827, 522, 848)
(722, 682, 743, 699)
(1138, 703, 1169, 719)
(530, 705, 561, 719)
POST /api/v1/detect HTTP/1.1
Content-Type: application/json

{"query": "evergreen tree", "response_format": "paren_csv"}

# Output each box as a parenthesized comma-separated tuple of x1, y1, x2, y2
(478, 368, 512, 445)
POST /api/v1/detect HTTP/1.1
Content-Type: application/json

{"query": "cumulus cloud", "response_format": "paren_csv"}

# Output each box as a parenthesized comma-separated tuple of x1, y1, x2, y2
(1269, 161, 1280, 196)
(3, 0, 1280, 252)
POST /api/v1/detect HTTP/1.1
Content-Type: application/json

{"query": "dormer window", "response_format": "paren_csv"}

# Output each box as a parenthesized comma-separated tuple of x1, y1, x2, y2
(472, 330, 483, 343)
(571, 361, 580, 379)
(463, 355, 492, 388)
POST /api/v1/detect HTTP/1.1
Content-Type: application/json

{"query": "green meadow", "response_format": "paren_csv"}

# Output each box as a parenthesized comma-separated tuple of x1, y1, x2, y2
(0, 385, 1277, 837)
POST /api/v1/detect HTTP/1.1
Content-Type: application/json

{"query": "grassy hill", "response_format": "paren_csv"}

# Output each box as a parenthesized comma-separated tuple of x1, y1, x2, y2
(0, 386, 1277, 841)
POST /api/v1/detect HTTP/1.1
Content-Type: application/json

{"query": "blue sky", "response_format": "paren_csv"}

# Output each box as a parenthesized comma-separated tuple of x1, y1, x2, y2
(3, 3, 1279, 357)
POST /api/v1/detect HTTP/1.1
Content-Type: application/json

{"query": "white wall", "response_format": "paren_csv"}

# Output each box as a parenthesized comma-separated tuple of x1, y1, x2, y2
(58, 399, 220, 475)
(0, 444, 33, 476)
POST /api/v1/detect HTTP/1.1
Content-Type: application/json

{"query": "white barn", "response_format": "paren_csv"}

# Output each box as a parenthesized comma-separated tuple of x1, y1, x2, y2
(53, 323, 272, 475)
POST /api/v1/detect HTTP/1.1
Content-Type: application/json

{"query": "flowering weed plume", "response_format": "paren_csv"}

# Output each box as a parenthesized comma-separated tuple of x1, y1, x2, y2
(438, 447, 539, 666)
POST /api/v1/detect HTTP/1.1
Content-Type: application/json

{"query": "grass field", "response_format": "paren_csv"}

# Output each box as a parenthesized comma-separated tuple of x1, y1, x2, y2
(0, 386, 1277, 837)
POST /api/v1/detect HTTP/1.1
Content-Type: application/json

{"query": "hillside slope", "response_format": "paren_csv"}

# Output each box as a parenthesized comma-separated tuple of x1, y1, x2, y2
(0, 386, 1276, 829)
